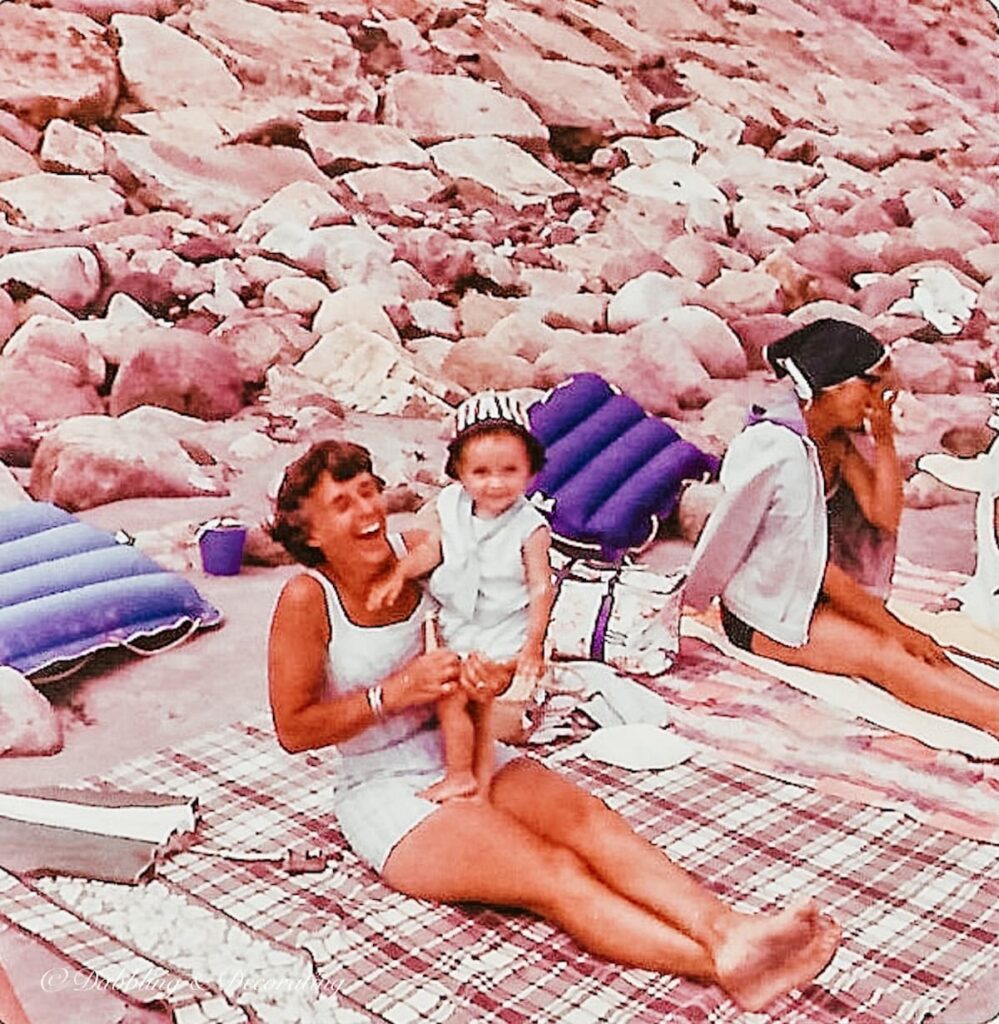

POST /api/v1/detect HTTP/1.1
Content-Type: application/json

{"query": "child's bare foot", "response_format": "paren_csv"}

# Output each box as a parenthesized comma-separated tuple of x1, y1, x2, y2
(713, 900, 841, 1012)
(418, 773, 478, 803)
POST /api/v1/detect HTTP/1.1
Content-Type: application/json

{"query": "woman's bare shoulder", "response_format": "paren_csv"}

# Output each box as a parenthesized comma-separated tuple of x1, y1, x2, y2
(273, 572, 330, 636)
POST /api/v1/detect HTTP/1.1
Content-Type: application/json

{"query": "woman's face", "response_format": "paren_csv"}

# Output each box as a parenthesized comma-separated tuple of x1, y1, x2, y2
(817, 372, 893, 432)
(301, 470, 388, 563)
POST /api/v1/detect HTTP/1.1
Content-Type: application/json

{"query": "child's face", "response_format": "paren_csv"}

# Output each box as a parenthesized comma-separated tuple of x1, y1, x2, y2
(455, 430, 533, 519)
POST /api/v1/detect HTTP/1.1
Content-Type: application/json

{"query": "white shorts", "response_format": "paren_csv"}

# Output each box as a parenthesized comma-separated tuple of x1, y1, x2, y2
(332, 726, 521, 873)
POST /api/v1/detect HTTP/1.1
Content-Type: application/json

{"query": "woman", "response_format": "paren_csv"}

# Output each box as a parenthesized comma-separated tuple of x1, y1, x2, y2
(685, 318, 999, 737)
(267, 439, 840, 1014)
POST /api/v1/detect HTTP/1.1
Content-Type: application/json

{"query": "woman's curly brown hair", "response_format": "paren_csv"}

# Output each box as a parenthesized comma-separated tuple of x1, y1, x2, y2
(269, 440, 384, 566)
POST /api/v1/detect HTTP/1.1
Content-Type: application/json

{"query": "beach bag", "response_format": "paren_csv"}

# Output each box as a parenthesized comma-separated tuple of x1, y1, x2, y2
(527, 373, 719, 562)
(547, 549, 684, 677)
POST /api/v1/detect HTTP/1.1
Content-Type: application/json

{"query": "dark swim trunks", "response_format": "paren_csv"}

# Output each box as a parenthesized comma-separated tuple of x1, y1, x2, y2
(720, 604, 756, 652)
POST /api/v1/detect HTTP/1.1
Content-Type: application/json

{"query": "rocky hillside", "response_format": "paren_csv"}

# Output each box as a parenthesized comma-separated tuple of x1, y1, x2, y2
(1, 0, 998, 543)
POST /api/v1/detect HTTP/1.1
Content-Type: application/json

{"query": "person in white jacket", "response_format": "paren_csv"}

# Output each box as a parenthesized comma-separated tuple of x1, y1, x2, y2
(685, 318, 998, 738)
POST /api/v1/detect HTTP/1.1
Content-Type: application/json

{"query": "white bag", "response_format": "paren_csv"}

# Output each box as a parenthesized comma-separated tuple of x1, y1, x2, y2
(547, 551, 684, 677)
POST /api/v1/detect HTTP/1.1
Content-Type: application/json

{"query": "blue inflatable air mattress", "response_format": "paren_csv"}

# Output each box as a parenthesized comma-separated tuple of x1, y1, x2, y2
(528, 374, 719, 560)
(0, 502, 222, 679)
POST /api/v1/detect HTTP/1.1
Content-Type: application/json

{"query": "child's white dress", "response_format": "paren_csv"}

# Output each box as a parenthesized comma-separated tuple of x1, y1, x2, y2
(429, 483, 548, 659)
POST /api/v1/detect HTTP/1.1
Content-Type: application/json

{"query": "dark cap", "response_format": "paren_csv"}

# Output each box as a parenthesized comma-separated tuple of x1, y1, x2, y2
(764, 319, 887, 400)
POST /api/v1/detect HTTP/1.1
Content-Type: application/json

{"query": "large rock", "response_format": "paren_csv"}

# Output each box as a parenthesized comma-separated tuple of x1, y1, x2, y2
(262, 276, 329, 319)
(210, 308, 314, 383)
(890, 339, 961, 394)
(312, 285, 400, 342)
(30, 411, 228, 511)
(0, 5, 119, 128)
(658, 306, 748, 379)
(483, 52, 648, 133)
(700, 268, 784, 318)
(187, 0, 375, 115)
(383, 71, 548, 144)
(113, 13, 243, 110)
(606, 271, 693, 331)
(236, 180, 349, 244)
(0, 248, 101, 311)
(0, 137, 40, 182)
(0, 172, 125, 231)
(39, 119, 105, 174)
(292, 323, 450, 415)
(0, 668, 63, 758)
(0, 314, 106, 463)
(300, 120, 430, 171)
(109, 327, 246, 419)
(441, 336, 537, 393)
(483, 4, 624, 67)
(79, 291, 158, 365)
(342, 166, 442, 207)
(104, 134, 330, 225)
(3, 315, 105, 388)
(429, 137, 572, 210)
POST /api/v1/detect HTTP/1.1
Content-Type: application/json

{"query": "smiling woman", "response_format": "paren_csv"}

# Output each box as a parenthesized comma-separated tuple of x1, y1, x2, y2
(265, 437, 842, 1014)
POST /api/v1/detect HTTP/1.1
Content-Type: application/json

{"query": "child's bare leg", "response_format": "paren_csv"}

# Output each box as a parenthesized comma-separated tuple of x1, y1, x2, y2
(472, 701, 495, 801)
(419, 692, 478, 802)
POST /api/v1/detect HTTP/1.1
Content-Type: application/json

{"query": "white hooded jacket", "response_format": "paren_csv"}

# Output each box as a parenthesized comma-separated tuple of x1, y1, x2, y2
(683, 394, 827, 648)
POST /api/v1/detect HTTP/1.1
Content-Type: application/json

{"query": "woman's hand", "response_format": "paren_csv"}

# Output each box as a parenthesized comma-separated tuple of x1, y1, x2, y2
(460, 652, 515, 703)
(386, 649, 462, 710)
(866, 387, 897, 446)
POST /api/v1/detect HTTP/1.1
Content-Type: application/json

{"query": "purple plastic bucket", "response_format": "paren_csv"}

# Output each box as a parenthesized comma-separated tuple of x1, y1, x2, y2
(198, 525, 247, 576)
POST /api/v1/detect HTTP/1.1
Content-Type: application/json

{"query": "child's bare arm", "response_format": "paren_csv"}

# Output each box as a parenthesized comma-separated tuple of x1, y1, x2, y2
(517, 525, 554, 678)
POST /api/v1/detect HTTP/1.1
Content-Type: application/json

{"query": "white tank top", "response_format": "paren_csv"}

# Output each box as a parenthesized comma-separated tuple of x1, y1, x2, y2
(305, 535, 434, 756)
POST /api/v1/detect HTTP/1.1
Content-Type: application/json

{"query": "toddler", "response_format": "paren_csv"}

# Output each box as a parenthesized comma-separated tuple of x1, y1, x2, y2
(369, 391, 553, 801)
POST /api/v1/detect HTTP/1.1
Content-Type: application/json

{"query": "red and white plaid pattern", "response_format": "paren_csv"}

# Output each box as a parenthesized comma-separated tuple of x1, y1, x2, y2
(1, 706, 996, 1023)
(2, 558, 998, 1023)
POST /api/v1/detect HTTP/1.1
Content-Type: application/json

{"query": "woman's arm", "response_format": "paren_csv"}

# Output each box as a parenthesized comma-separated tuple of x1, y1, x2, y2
(821, 560, 948, 665)
(837, 391, 903, 533)
(268, 575, 461, 752)
(517, 525, 555, 676)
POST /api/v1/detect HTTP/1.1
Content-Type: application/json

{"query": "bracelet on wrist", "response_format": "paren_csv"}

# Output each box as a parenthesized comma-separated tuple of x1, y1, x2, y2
(366, 684, 385, 721)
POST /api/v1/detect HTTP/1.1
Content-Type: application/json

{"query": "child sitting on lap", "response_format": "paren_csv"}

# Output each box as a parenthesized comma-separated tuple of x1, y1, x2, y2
(369, 391, 554, 802)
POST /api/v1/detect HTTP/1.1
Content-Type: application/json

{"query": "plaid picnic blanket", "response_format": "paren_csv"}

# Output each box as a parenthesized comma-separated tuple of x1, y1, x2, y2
(2, 707, 998, 1024)
(665, 557, 999, 844)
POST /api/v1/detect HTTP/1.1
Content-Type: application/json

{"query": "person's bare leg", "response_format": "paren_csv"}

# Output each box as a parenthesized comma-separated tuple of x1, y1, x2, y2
(753, 605, 999, 736)
(418, 693, 477, 802)
(383, 799, 716, 981)
(470, 701, 494, 801)
(490, 759, 840, 1011)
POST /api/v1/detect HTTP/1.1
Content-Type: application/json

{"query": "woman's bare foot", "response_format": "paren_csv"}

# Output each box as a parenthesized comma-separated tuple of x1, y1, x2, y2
(713, 900, 841, 1012)
(418, 772, 478, 803)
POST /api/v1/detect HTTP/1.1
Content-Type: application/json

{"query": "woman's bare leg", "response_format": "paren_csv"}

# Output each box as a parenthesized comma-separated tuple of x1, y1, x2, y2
(490, 760, 840, 1011)
(384, 798, 715, 980)
(752, 605, 999, 736)
(418, 694, 477, 801)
